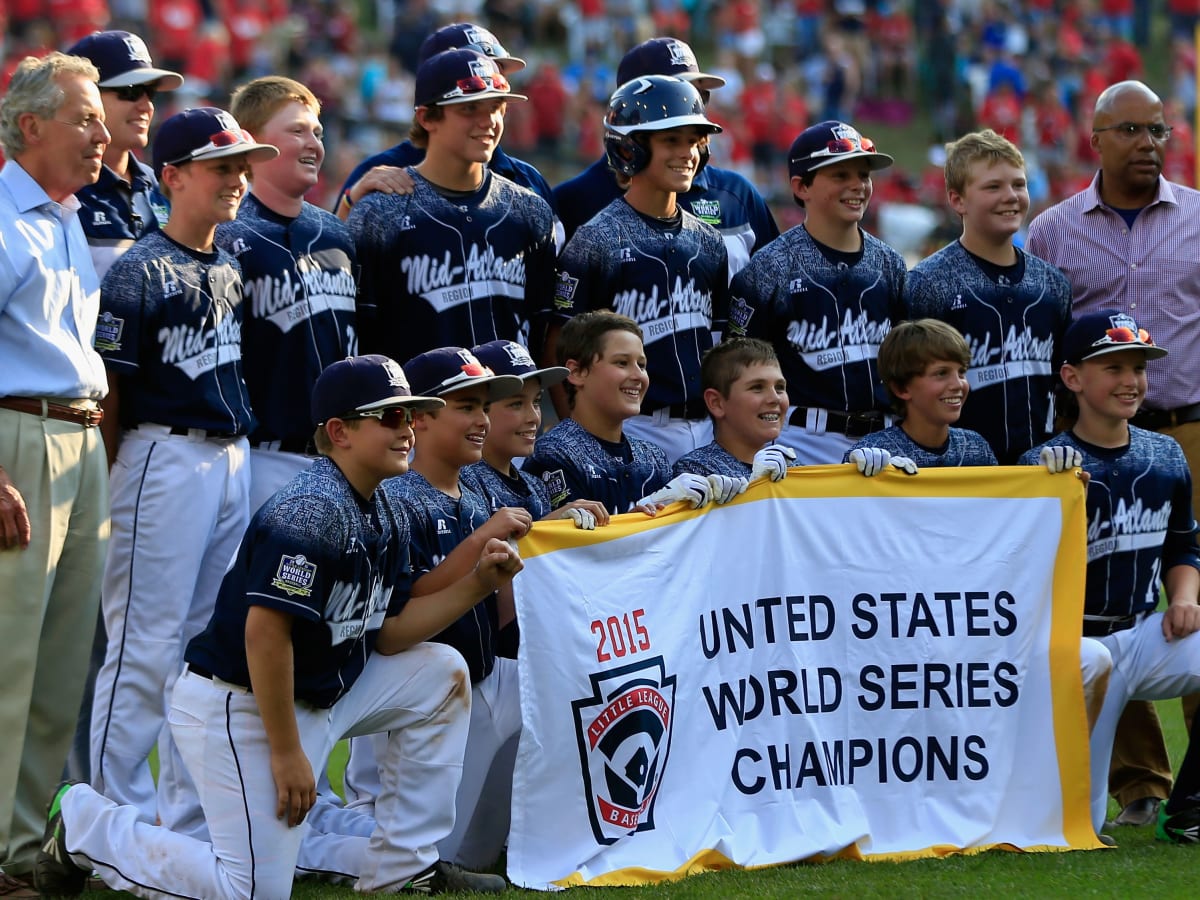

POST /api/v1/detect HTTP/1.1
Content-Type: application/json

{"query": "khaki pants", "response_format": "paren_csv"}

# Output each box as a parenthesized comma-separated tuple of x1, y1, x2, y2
(0, 408, 108, 874)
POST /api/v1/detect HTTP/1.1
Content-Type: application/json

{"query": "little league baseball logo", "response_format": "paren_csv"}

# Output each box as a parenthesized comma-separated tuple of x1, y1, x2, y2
(572, 657, 677, 845)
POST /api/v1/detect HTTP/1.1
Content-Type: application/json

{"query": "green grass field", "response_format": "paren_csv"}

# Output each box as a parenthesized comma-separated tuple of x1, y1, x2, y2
(82, 702, 1191, 899)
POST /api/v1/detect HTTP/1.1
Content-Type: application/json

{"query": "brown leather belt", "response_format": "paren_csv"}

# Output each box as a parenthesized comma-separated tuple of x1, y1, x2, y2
(0, 396, 103, 427)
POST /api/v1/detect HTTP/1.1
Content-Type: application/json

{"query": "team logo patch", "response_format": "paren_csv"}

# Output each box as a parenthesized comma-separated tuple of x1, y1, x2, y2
(381, 357, 409, 390)
(727, 296, 754, 335)
(554, 271, 579, 310)
(230, 238, 250, 256)
(272, 553, 317, 597)
(501, 341, 535, 368)
(572, 658, 677, 844)
(541, 469, 568, 506)
(94, 311, 124, 352)
(690, 199, 720, 225)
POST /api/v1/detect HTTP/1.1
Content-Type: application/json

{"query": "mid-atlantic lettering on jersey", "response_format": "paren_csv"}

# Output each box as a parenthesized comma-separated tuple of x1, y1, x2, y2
(728, 226, 906, 412)
(1021, 428, 1200, 619)
(905, 242, 1072, 461)
(554, 199, 729, 409)
(185, 457, 410, 707)
(217, 195, 357, 444)
(96, 231, 255, 433)
(383, 472, 499, 683)
(523, 418, 671, 515)
(350, 170, 555, 364)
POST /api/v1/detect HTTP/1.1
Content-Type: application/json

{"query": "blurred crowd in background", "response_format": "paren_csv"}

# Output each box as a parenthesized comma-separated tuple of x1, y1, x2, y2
(4, 0, 1200, 256)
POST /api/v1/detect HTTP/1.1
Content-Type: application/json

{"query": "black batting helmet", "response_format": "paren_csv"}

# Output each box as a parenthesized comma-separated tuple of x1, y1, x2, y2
(603, 75, 722, 178)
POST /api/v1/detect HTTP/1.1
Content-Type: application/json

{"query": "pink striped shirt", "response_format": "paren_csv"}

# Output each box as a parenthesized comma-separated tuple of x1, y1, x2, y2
(1026, 172, 1200, 410)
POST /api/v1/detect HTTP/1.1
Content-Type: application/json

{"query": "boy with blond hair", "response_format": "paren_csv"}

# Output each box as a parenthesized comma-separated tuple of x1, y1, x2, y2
(218, 76, 358, 514)
(904, 129, 1072, 464)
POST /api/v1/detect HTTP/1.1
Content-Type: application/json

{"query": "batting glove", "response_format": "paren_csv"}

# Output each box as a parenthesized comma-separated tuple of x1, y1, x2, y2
(1040, 445, 1083, 474)
(636, 472, 714, 510)
(890, 456, 919, 476)
(751, 443, 796, 482)
(707, 474, 749, 504)
(850, 447, 890, 476)
(565, 506, 597, 530)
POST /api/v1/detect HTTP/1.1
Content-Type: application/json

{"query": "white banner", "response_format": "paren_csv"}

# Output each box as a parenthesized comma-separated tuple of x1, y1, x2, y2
(509, 465, 1098, 889)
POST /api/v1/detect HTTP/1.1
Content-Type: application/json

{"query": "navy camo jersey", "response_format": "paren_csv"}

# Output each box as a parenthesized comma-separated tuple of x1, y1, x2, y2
(727, 225, 907, 414)
(96, 230, 254, 433)
(904, 241, 1072, 463)
(383, 472, 498, 683)
(348, 169, 556, 365)
(217, 194, 358, 445)
(1021, 427, 1200, 619)
(846, 425, 998, 468)
(185, 457, 411, 708)
(524, 417, 671, 514)
(673, 441, 752, 478)
(461, 460, 553, 519)
(553, 199, 729, 411)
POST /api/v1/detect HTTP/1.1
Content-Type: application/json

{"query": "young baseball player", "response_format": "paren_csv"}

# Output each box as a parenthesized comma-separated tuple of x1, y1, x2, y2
(524, 312, 718, 515)
(549, 74, 729, 462)
(1020, 310, 1200, 838)
(463, 339, 611, 529)
(87, 108, 277, 837)
(36, 354, 519, 897)
(904, 129, 1073, 464)
(336, 22, 562, 248)
(217, 76, 358, 515)
(672, 337, 800, 482)
(347, 48, 557, 367)
(726, 120, 907, 466)
(846, 319, 999, 469)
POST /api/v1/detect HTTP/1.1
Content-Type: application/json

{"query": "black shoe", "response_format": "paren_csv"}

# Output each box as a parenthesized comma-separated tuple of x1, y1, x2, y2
(1112, 796, 1161, 827)
(1157, 800, 1200, 844)
(33, 782, 88, 897)
(400, 860, 507, 894)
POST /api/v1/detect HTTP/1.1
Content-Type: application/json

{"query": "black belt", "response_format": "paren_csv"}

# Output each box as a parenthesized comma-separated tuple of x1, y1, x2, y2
(250, 437, 314, 454)
(789, 407, 885, 439)
(1131, 403, 1200, 431)
(1082, 613, 1141, 638)
(168, 426, 239, 439)
(649, 399, 708, 420)
(187, 664, 251, 692)
(0, 396, 103, 427)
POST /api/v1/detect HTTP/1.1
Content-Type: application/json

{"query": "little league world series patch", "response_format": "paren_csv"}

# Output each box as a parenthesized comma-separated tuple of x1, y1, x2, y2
(94, 311, 125, 353)
(272, 553, 317, 597)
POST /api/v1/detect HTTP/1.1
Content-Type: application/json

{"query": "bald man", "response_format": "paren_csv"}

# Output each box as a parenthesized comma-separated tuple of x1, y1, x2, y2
(1028, 79, 1200, 829)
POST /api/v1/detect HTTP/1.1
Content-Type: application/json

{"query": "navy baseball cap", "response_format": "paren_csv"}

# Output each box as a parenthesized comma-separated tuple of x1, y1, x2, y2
(403, 347, 523, 401)
(67, 31, 184, 90)
(417, 22, 526, 74)
(414, 49, 528, 108)
(471, 340, 569, 388)
(311, 355, 444, 425)
(152, 107, 278, 178)
(1061, 311, 1168, 366)
(788, 121, 894, 179)
(617, 37, 725, 92)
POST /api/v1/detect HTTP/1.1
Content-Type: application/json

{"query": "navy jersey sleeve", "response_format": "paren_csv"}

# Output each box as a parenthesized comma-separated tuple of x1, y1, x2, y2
(96, 250, 152, 375)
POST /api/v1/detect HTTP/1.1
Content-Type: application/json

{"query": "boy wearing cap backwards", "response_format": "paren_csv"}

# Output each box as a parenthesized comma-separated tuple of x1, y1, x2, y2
(553, 36, 779, 274)
(67, 30, 183, 279)
(36, 355, 519, 897)
(726, 119, 907, 466)
(549, 74, 729, 463)
(87, 108, 278, 835)
(1020, 311, 1200, 841)
(904, 130, 1072, 464)
(217, 76, 359, 515)
(348, 48, 556, 368)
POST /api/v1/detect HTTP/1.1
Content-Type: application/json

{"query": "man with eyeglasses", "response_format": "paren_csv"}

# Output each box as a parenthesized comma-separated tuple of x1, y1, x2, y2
(1028, 79, 1200, 832)
(0, 51, 111, 897)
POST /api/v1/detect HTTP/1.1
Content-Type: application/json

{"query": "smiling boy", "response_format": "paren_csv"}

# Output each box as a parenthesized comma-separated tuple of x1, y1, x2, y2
(218, 76, 359, 514)
(87, 108, 278, 834)
(904, 129, 1072, 464)
(547, 75, 729, 462)
(727, 120, 907, 466)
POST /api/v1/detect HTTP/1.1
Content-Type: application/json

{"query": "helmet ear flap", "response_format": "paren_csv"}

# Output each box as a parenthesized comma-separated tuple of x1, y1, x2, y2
(696, 139, 711, 175)
(604, 130, 649, 177)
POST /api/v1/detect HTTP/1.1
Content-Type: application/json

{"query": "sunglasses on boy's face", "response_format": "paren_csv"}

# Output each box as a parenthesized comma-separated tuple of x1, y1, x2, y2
(340, 407, 416, 429)
(107, 82, 160, 103)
